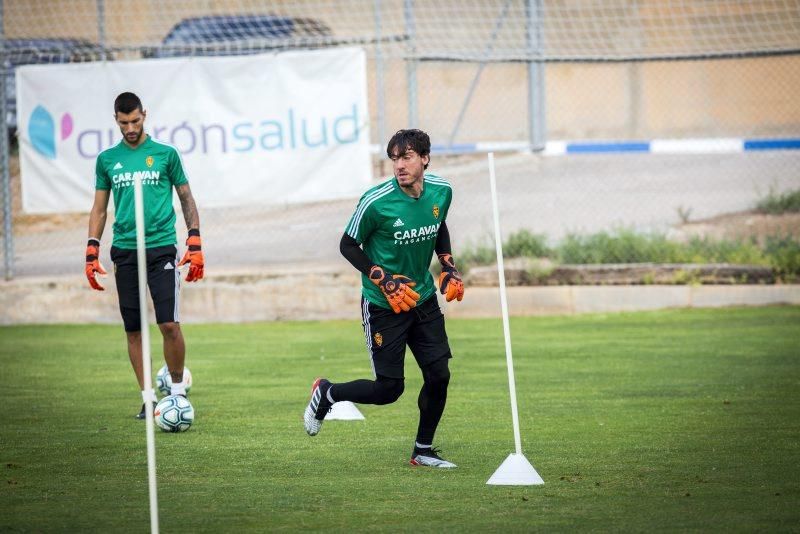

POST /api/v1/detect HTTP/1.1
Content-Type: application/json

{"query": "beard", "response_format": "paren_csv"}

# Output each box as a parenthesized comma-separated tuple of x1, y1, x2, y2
(124, 129, 143, 143)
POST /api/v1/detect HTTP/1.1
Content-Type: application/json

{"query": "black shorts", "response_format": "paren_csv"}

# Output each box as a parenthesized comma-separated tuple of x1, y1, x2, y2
(361, 295, 451, 380)
(110, 245, 181, 332)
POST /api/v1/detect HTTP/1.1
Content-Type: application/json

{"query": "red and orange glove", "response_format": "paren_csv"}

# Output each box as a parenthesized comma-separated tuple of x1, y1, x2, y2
(178, 229, 204, 282)
(85, 238, 107, 291)
(369, 265, 420, 313)
(437, 253, 464, 302)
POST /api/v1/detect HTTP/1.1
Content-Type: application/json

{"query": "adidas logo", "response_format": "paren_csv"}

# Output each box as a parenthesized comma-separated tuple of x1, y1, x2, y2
(163, 262, 174, 270)
(393, 218, 404, 227)
(113, 162, 123, 170)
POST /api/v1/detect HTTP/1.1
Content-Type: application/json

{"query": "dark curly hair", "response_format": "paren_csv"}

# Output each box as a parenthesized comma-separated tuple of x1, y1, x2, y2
(386, 129, 431, 169)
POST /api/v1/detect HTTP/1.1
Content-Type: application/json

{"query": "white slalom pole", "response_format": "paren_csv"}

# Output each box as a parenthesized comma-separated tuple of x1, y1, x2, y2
(490, 153, 523, 457)
(485, 152, 544, 486)
(133, 173, 160, 532)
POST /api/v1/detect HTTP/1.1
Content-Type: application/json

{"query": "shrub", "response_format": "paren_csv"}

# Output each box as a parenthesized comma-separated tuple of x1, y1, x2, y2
(763, 236, 800, 281)
(504, 230, 550, 258)
(755, 188, 800, 214)
(557, 229, 684, 264)
(458, 230, 550, 273)
(456, 228, 800, 281)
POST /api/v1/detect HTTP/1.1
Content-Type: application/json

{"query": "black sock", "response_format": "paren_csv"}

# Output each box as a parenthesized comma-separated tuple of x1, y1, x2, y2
(330, 376, 404, 405)
(415, 358, 451, 445)
(416, 385, 448, 445)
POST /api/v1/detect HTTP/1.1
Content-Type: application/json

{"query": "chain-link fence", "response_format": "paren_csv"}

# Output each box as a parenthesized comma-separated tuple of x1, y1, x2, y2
(2, 0, 799, 279)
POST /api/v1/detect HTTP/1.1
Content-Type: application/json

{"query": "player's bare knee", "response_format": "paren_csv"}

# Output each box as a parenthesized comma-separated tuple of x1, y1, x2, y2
(158, 322, 182, 340)
(126, 331, 142, 345)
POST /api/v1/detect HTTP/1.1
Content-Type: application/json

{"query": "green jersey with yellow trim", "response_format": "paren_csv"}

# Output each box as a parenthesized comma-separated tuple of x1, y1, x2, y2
(95, 136, 189, 250)
(345, 173, 452, 309)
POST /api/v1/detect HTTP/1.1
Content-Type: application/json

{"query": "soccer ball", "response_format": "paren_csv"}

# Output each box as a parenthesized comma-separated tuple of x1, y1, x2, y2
(154, 394, 194, 432)
(155, 365, 192, 396)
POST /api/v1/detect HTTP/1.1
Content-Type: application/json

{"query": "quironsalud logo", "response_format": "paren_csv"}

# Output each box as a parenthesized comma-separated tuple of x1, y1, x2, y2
(28, 105, 73, 160)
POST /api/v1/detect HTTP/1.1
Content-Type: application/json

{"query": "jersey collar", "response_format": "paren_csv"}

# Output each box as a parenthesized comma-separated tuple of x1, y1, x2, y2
(122, 134, 151, 151)
(392, 175, 426, 202)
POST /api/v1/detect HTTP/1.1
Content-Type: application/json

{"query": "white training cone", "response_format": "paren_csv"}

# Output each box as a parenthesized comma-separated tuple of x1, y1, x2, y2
(487, 453, 544, 486)
(326, 401, 365, 420)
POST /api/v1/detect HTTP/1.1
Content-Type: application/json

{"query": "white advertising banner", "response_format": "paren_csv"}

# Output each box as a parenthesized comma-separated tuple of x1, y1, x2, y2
(17, 47, 371, 213)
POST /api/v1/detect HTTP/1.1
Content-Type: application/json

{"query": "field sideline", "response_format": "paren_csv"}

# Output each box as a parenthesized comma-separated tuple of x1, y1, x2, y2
(1, 306, 798, 531)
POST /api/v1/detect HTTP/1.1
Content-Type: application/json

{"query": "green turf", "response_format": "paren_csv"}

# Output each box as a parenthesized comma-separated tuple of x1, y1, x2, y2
(1, 306, 799, 532)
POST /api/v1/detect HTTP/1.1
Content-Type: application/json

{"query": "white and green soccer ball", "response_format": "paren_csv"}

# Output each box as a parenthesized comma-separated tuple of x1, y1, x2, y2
(155, 365, 192, 396)
(154, 394, 194, 433)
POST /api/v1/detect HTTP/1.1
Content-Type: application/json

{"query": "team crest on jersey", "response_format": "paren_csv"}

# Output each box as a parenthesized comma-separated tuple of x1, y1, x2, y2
(145, 156, 154, 168)
(374, 332, 383, 347)
(432, 204, 440, 219)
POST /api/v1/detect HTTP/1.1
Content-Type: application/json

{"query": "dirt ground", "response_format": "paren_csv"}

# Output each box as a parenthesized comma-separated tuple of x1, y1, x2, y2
(672, 211, 800, 243)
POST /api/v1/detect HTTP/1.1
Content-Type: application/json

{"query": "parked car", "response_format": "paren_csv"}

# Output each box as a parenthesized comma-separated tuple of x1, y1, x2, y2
(3, 38, 112, 135)
(143, 14, 332, 58)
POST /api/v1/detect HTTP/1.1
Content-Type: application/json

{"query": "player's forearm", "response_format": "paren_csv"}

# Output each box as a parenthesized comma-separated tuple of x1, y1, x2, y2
(340, 233, 373, 276)
(176, 184, 200, 231)
(434, 221, 452, 256)
(88, 209, 107, 241)
(182, 202, 200, 231)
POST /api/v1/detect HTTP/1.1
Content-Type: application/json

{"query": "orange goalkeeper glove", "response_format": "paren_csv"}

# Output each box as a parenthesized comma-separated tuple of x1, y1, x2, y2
(437, 253, 464, 302)
(369, 265, 420, 313)
(85, 239, 107, 291)
(178, 229, 204, 282)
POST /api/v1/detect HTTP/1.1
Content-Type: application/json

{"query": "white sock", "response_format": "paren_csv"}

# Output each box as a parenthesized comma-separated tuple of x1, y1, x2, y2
(144, 389, 157, 403)
(170, 377, 186, 396)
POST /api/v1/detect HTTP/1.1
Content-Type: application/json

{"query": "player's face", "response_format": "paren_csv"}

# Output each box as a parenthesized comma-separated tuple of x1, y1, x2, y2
(390, 146, 429, 189)
(115, 108, 146, 146)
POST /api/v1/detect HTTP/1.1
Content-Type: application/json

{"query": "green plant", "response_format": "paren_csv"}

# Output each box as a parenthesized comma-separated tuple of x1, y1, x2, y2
(458, 230, 551, 273)
(676, 205, 693, 223)
(682, 236, 767, 265)
(456, 240, 496, 273)
(557, 229, 683, 264)
(503, 229, 550, 258)
(755, 187, 800, 214)
(763, 235, 800, 280)
(526, 262, 555, 284)
(458, 227, 800, 282)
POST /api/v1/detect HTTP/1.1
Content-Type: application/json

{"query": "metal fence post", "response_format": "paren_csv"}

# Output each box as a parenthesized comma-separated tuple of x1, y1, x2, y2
(96, 0, 107, 60)
(374, 0, 386, 146)
(0, 0, 14, 280)
(403, 0, 417, 128)
(526, 0, 545, 151)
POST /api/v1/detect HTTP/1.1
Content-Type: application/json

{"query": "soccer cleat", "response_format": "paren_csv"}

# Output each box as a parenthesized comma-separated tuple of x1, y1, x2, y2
(303, 378, 332, 436)
(410, 447, 457, 468)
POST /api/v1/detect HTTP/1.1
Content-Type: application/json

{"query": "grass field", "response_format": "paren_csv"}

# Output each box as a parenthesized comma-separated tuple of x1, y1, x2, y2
(1, 306, 799, 532)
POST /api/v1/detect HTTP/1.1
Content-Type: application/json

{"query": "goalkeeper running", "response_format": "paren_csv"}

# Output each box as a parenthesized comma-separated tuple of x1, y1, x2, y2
(303, 129, 464, 468)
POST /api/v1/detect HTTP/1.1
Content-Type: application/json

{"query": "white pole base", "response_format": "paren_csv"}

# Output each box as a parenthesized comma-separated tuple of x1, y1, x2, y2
(486, 453, 545, 486)
(326, 401, 365, 420)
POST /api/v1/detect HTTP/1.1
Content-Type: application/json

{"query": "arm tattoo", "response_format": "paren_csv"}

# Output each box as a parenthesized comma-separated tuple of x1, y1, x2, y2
(176, 184, 200, 230)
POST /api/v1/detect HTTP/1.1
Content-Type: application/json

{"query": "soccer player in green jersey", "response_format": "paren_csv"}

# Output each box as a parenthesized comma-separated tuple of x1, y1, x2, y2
(304, 129, 465, 468)
(85, 92, 205, 419)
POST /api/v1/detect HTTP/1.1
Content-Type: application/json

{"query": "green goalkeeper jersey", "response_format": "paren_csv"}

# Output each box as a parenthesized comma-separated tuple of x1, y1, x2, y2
(345, 173, 453, 309)
(95, 136, 189, 250)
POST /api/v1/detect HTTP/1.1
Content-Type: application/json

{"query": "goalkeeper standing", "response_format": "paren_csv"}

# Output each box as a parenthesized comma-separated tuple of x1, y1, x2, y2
(304, 129, 464, 468)
(85, 92, 205, 419)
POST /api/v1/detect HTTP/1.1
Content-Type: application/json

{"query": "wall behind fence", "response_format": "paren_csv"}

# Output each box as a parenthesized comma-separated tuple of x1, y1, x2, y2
(2, 0, 799, 280)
